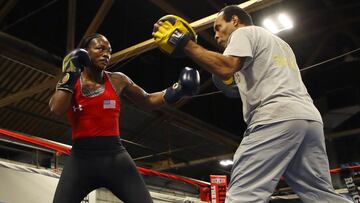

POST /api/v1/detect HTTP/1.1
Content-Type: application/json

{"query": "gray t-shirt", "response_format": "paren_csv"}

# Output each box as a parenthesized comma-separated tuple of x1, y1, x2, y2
(223, 26, 322, 127)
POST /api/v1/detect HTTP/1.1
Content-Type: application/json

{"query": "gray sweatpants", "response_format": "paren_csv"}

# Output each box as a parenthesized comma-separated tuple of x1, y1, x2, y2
(225, 120, 352, 203)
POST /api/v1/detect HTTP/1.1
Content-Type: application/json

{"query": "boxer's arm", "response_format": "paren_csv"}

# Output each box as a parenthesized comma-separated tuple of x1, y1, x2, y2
(152, 16, 244, 80)
(125, 86, 166, 110)
(49, 91, 72, 116)
(49, 49, 90, 116)
(183, 40, 245, 80)
(112, 67, 200, 110)
(110, 72, 166, 110)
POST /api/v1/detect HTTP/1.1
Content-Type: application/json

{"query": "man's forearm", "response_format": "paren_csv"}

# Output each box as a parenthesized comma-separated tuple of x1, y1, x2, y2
(183, 40, 241, 79)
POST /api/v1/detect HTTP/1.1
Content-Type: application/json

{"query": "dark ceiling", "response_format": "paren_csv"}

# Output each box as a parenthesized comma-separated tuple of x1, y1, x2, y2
(0, 0, 360, 187)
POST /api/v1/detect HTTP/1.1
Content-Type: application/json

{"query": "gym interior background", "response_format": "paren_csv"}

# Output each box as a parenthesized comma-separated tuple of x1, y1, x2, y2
(0, 0, 359, 202)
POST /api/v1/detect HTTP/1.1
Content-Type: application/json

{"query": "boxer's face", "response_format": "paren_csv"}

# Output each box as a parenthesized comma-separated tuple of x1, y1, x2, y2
(87, 36, 112, 70)
(214, 13, 241, 48)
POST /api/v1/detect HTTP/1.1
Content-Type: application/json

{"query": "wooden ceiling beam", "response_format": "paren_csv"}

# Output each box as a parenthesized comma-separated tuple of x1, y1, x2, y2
(0, 77, 58, 108)
(0, 32, 61, 76)
(80, 0, 113, 42)
(0, 32, 61, 108)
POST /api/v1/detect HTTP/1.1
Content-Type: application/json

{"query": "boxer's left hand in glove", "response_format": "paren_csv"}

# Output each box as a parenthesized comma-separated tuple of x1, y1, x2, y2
(164, 67, 200, 103)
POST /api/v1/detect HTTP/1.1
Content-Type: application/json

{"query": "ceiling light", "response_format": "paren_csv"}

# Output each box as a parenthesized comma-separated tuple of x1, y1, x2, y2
(219, 159, 233, 166)
(262, 12, 294, 34)
(263, 18, 280, 33)
(278, 13, 293, 29)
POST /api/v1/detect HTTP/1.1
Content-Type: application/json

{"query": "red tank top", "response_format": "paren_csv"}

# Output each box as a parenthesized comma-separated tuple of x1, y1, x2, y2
(67, 73, 121, 140)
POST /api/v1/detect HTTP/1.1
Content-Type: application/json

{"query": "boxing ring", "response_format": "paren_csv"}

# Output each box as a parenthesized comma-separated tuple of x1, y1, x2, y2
(0, 128, 359, 203)
(1, 0, 360, 202)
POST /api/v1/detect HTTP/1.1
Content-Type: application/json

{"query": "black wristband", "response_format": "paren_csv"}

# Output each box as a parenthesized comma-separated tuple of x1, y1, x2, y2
(164, 83, 185, 104)
(170, 30, 191, 57)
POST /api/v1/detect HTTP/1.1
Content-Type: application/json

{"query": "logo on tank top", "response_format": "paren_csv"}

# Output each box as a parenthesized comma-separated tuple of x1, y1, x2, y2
(103, 100, 116, 109)
(72, 104, 83, 112)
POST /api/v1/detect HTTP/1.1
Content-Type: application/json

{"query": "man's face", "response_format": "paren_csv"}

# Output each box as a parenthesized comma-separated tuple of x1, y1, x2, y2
(87, 36, 112, 70)
(213, 13, 240, 48)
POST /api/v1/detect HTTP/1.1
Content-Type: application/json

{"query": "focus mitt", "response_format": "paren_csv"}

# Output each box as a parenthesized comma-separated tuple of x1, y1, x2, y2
(153, 15, 197, 57)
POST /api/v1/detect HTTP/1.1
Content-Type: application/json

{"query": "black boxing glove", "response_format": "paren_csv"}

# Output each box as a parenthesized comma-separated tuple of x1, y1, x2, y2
(56, 49, 91, 93)
(212, 74, 240, 98)
(164, 67, 200, 103)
